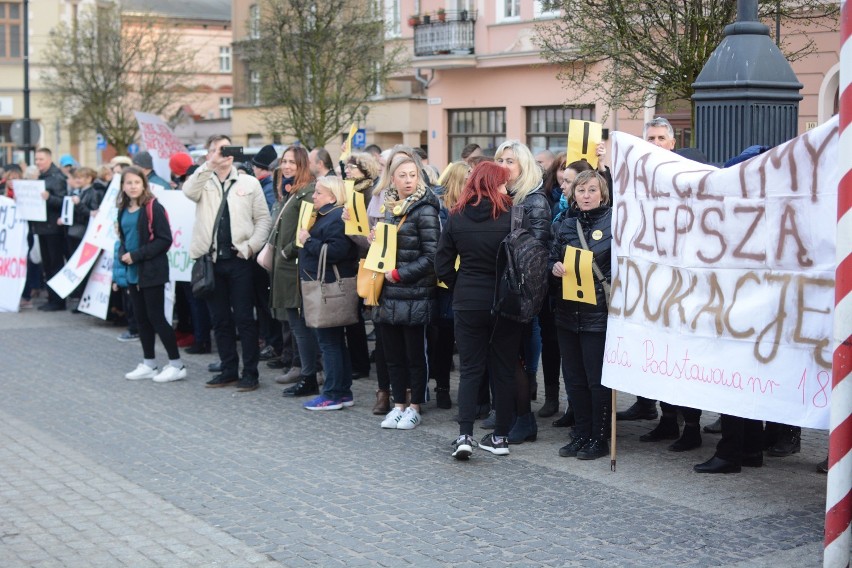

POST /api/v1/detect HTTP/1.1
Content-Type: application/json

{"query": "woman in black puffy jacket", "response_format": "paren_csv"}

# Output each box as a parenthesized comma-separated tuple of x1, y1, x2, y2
(373, 150, 441, 431)
(549, 170, 612, 461)
(494, 140, 552, 444)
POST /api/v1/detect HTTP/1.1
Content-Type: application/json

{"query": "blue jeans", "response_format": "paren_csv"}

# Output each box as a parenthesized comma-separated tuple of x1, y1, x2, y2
(313, 326, 353, 400)
(287, 308, 319, 376)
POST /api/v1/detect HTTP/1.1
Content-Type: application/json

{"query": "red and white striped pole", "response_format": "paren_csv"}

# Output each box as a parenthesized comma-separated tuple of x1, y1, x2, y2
(826, 2, 852, 566)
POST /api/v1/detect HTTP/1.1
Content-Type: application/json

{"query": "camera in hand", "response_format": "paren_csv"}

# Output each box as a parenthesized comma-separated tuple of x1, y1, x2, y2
(220, 146, 245, 160)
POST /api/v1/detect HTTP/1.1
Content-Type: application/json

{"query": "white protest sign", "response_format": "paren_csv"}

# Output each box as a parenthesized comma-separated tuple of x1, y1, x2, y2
(61, 196, 75, 226)
(88, 174, 121, 250)
(47, 219, 101, 299)
(0, 196, 29, 312)
(601, 118, 838, 429)
(12, 180, 47, 221)
(77, 248, 113, 320)
(152, 187, 196, 282)
(135, 111, 186, 182)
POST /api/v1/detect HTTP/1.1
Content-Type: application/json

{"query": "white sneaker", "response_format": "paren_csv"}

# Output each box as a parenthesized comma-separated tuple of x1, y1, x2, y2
(153, 365, 187, 383)
(125, 363, 158, 380)
(380, 407, 405, 429)
(396, 407, 421, 430)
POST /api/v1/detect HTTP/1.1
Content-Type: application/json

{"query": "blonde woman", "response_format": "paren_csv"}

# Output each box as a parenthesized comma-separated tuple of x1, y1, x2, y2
(493, 140, 553, 444)
(296, 176, 359, 409)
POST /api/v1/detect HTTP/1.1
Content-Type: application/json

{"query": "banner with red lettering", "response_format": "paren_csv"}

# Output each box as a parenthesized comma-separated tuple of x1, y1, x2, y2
(0, 196, 29, 312)
(134, 111, 186, 182)
(602, 118, 838, 429)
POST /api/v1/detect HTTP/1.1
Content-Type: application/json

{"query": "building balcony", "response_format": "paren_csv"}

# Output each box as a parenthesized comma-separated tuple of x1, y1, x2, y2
(412, 13, 476, 69)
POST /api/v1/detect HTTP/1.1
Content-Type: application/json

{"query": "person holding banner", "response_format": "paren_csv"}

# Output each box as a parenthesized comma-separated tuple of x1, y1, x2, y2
(436, 162, 519, 458)
(117, 167, 186, 383)
(372, 149, 440, 431)
(296, 176, 359, 409)
(269, 146, 322, 398)
(550, 170, 612, 461)
(494, 140, 552, 444)
(32, 148, 68, 312)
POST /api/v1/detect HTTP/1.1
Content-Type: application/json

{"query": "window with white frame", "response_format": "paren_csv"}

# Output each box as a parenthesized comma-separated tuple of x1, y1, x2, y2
(384, 0, 400, 38)
(219, 97, 233, 119)
(448, 108, 507, 162)
(533, 1, 560, 19)
(250, 71, 261, 106)
(496, 0, 520, 22)
(249, 4, 260, 39)
(219, 46, 232, 73)
(526, 105, 595, 155)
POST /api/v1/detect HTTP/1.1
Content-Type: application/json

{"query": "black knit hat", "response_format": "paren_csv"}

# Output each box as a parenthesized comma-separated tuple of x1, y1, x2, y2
(252, 145, 277, 170)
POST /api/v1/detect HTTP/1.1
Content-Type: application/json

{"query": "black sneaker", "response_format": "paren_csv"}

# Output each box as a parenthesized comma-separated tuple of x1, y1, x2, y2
(258, 346, 278, 361)
(266, 358, 287, 369)
(235, 376, 259, 392)
(436, 388, 452, 409)
(185, 342, 211, 355)
(558, 436, 590, 457)
(282, 375, 319, 397)
(452, 435, 476, 460)
(577, 439, 608, 460)
(205, 374, 238, 388)
(479, 433, 509, 456)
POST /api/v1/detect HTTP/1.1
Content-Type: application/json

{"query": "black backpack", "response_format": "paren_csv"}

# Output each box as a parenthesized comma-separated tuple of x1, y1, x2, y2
(492, 206, 549, 323)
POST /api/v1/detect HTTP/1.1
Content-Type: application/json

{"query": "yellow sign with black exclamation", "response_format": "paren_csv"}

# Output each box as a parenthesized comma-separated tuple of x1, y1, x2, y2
(344, 180, 369, 237)
(562, 245, 596, 304)
(295, 201, 315, 248)
(364, 222, 398, 272)
(566, 120, 603, 169)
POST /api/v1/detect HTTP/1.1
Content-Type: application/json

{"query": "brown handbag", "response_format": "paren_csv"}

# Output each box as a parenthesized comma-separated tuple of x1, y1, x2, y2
(357, 259, 384, 306)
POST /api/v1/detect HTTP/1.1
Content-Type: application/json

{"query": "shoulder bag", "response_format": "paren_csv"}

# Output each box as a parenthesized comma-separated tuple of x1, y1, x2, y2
(256, 202, 288, 272)
(302, 244, 360, 328)
(191, 182, 232, 299)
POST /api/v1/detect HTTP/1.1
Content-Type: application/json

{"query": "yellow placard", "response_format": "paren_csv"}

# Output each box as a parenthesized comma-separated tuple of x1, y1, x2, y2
(566, 120, 603, 169)
(344, 180, 369, 237)
(340, 123, 358, 162)
(363, 222, 398, 272)
(295, 201, 315, 248)
(437, 256, 461, 289)
(562, 246, 596, 304)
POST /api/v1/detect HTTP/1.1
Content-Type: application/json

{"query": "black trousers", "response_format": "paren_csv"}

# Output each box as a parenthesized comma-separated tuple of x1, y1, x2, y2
(379, 323, 427, 405)
(455, 310, 523, 437)
(39, 233, 66, 307)
(373, 323, 390, 391)
(428, 318, 455, 391)
(128, 284, 179, 361)
(716, 415, 764, 464)
(209, 257, 259, 378)
(660, 402, 702, 423)
(345, 302, 370, 375)
(539, 298, 562, 401)
(558, 328, 609, 439)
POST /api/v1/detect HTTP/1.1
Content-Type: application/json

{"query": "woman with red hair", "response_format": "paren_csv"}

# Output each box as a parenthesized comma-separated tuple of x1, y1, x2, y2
(435, 162, 525, 459)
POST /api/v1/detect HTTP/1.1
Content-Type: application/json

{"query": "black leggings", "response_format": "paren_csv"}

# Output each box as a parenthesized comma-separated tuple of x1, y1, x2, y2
(379, 323, 427, 405)
(128, 284, 179, 361)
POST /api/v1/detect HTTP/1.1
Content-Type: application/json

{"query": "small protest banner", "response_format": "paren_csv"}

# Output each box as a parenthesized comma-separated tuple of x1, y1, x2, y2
(12, 180, 47, 222)
(152, 187, 196, 282)
(601, 117, 838, 429)
(295, 201, 314, 248)
(364, 222, 397, 272)
(566, 120, 603, 169)
(135, 111, 186, 183)
(89, 174, 121, 251)
(61, 196, 75, 227)
(344, 180, 369, 237)
(0, 196, 30, 312)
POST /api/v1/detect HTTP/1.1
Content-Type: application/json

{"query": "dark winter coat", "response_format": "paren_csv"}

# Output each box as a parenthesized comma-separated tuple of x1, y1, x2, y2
(298, 203, 358, 283)
(269, 180, 315, 316)
(31, 163, 67, 235)
(435, 198, 511, 312)
(68, 184, 104, 239)
(372, 188, 441, 327)
(549, 205, 611, 333)
(518, 181, 552, 247)
(259, 174, 275, 212)
(117, 199, 173, 288)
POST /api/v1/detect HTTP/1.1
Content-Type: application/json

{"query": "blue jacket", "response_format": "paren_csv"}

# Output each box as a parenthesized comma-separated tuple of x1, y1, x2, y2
(298, 203, 358, 283)
(259, 174, 276, 212)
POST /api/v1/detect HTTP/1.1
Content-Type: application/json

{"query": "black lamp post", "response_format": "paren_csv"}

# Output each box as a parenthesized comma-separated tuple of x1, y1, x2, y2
(691, 0, 802, 165)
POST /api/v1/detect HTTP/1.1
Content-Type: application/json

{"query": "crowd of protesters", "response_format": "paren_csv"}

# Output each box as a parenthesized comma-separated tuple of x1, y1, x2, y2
(0, 120, 825, 473)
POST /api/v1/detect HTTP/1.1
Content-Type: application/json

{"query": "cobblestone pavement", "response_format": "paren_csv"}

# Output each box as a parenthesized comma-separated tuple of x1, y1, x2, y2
(0, 308, 832, 567)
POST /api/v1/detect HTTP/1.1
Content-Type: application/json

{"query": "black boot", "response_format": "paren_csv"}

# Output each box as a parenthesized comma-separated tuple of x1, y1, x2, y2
(507, 412, 538, 444)
(576, 438, 608, 460)
(767, 426, 801, 457)
(668, 424, 702, 452)
(640, 414, 679, 442)
(435, 387, 452, 409)
(616, 399, 658, 421)
(552, 407, 575, 427)
(537, 398, 559, 418)
(282, 374, 318, 397)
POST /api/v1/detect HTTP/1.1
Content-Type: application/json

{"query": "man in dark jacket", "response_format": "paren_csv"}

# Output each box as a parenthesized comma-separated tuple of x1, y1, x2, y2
(32, 148, 68, 311)
(251, 144, 277, 212)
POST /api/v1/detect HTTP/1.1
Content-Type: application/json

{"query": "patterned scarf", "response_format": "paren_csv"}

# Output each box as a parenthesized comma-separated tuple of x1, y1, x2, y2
(384, 182, 428, 217)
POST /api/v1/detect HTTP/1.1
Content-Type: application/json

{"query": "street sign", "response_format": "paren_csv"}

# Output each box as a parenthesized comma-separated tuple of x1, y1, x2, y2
(10, 119, 41, 147)
(96, 134, 107, 150)
(128, 143, 139, 155)
(352, 129, 367, 149)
